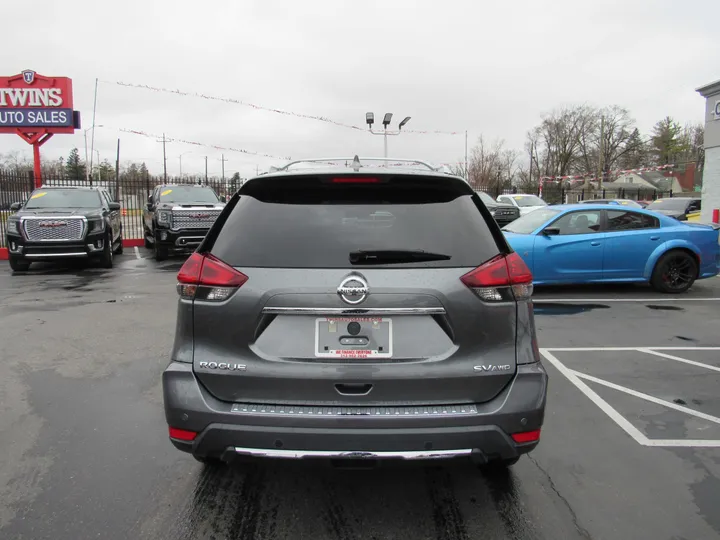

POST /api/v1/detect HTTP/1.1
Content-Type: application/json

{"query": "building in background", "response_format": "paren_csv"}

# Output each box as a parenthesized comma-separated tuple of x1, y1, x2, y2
(696, 79, 720, 223)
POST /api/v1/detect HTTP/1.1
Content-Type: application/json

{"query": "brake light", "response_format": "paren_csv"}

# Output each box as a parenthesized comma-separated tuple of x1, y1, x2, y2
(331, 177, 379, 184)
(169, 426, 197, 441)
(177, 253, 248, 301)
(511, 429, 541, 444)
(460, 252, 533, 301)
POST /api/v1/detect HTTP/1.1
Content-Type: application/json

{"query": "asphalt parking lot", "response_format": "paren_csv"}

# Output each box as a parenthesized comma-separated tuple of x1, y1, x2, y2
(0, 250, 719, 540)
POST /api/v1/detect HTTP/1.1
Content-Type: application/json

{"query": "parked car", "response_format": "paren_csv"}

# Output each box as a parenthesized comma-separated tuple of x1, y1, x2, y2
(496, 194, 548, 215)
(502, 204, 720, 293)
(579, 198, 643, 208)
(475, 191, 520, 225)
(163, 157, 548, 469)
(645, 197, 701, 222)
(5, 186, 123, 272)
(143, 183, 226, 261)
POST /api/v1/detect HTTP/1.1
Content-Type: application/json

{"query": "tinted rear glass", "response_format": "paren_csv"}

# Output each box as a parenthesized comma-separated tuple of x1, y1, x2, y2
(210, 180, 500, 268)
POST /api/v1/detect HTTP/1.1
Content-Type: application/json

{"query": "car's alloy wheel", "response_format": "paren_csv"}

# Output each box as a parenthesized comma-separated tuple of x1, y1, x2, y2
(651, 250, 697, 293)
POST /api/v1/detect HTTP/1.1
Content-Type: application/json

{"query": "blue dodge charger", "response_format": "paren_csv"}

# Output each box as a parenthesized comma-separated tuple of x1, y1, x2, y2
(501, 204, 720, 293)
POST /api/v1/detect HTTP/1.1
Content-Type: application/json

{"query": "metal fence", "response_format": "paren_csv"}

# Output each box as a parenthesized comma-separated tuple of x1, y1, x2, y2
(0, 169, 675, 247)
(0, 169, 241, 247)
(473, 184, 672, 205)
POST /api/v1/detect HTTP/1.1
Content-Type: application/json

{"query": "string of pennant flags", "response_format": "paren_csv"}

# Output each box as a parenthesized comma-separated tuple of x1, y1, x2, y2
(540, 164, 675, 182)
(101, 80, 463, 135)
(93, 125, 468, 169)
(99, 126, 291, 160)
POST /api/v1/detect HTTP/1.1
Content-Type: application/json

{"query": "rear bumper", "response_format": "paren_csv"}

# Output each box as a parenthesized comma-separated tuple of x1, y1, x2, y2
(162, 361, 548, 463)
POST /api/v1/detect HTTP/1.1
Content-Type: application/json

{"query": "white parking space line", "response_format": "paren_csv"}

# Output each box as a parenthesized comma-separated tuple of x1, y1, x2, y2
(542, 347, 720, 352)
(540, 349, 649, 446)
(570, 370, 720, 426)
(637, 348, 720, 373)
(134, 247, 141, 259)
(533, 298, 720, 303)
(540, 347, 720, 448)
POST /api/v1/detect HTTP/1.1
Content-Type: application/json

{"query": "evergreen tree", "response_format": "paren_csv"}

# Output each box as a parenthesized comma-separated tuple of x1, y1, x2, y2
(230, 172, 241, 191)
(65, 148, 86, 179)
(617, 128, 647, 170)
(651, 117, 690, 165)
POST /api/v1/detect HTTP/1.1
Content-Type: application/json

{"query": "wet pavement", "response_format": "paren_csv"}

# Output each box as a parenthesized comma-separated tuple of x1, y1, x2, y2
(0, 251, 718, 540)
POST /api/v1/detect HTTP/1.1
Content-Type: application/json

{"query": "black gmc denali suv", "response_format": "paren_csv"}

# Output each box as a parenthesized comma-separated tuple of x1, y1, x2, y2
(5, 186, 123, 272)
(143, 184, 225, 261)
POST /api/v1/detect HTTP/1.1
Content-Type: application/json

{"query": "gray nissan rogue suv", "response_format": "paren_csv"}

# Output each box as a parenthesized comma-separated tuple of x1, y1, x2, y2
(162, 157, 548, 468)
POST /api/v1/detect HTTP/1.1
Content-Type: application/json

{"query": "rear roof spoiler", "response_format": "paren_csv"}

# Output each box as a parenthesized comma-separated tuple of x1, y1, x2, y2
(268, 156, 448, 174)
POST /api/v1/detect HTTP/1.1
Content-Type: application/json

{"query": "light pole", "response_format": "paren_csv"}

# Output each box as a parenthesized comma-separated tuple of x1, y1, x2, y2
(179, 151, 192, 178)
(366, 112, 411, 159)
(219, 154, 228, 182)
(156, 133, 168, 181)
(83, 127, 96, 183)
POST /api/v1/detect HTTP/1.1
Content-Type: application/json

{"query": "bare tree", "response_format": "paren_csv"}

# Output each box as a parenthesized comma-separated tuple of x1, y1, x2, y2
(466, 135, 517, 193)
(532, 105, 595, 178)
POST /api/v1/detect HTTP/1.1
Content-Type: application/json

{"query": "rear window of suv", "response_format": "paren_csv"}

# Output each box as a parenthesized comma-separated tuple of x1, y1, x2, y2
(208, 175, 502, 268)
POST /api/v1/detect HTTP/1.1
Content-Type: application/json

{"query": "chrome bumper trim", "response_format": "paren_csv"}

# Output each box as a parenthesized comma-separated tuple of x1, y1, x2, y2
(24, 252, 88, 258)
(233, 447, 473, 460)
(261, 307, 446, 315)
(174, 236, 205, 247)
(230, 403, 478, 417)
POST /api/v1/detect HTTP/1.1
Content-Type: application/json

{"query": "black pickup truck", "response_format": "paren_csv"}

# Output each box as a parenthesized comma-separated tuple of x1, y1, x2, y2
(5, 186, 123, 272)
(475, 191, 521, 226)
(143, 184, 225, 261)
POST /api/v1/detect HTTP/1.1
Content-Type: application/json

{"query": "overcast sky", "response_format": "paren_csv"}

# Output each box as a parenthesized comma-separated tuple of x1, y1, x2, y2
(1, 0, 718, 178)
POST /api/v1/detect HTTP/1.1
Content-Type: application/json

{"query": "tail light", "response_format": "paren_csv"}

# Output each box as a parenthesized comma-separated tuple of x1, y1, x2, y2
(177, 252, 248, 302)
(461, 252, 533, 302)
(331, 177, 379, 184)
(511, 429, 541, 444)
(169, 426, 197, 441)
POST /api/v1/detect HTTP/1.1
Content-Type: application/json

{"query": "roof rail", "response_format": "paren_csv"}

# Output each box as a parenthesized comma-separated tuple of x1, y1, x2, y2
(268, 156, 445, 174)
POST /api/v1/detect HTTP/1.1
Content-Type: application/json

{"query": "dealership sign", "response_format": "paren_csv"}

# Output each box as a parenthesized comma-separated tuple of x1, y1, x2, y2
(0, 70, 79, 133)
(0, 70, 81, 187)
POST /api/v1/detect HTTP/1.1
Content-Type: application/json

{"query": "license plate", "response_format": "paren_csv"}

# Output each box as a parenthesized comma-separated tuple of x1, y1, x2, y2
(314, 317, 393, 359)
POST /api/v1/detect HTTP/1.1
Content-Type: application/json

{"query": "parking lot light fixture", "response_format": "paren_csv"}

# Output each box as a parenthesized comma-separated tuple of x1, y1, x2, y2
(366, 111, 411, 159)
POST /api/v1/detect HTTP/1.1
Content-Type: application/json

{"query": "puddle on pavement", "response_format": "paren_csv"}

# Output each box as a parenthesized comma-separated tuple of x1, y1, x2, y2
(646, 305, 685, 312)
(533, 302, 610, 315)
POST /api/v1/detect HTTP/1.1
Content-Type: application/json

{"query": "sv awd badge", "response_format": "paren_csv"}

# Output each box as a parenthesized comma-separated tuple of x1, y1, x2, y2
(199, 361, 246, 371)
(474, 365, 512, 372)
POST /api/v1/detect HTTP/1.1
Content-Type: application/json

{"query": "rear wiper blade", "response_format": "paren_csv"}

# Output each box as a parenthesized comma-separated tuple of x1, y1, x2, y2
(349, 249, 451, 265)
